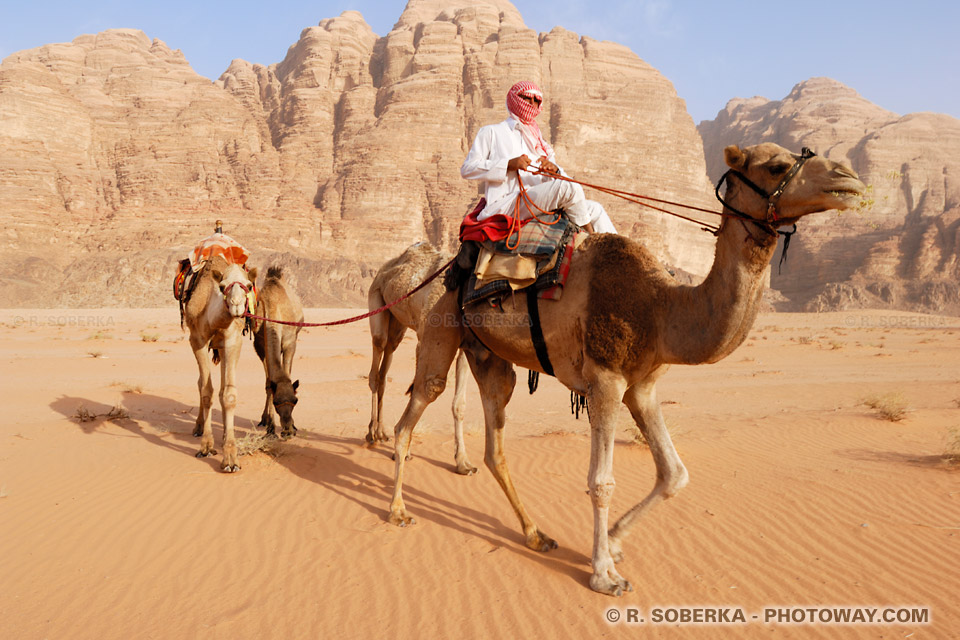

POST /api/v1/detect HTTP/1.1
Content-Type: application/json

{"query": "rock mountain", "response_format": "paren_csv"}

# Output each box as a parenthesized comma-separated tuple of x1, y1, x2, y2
(0, 0, 714, 308)
(1, 0, 957, 313)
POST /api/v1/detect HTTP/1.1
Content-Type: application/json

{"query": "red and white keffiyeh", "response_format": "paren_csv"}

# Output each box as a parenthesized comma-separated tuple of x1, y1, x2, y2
(506, 81, 553, 158)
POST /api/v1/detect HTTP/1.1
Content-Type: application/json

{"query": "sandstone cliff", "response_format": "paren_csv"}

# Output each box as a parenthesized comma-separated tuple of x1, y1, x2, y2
(699, 78, 960, 313)
(0, 0, 716, 308)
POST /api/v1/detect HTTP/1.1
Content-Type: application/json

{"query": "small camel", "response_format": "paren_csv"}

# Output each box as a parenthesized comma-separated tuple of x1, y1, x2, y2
(183, 255, 257, 472)
(367, 243, 476, 475)
(386, 143, 866, 595)
(253, 266, 304, 439)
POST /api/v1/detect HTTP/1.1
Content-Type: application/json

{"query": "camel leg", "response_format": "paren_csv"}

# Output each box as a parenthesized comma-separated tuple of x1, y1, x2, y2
(387, 315, 460, 526)
(192, 339, 216, 454)
(607, 381, 689, 564)
(367, 313, 405, 444)
(466, 349, 556, 552)
(259, 352, 277, 435)
(218, 327, 243, 473)
(584, 371, 631, 596)
(280, 333, 298, 437)
(451, 349, 476, 475)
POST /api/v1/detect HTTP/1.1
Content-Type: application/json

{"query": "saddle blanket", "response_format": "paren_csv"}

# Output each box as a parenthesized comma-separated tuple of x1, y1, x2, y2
(463, 227, 583, 306)
(190, 232, 249, 270)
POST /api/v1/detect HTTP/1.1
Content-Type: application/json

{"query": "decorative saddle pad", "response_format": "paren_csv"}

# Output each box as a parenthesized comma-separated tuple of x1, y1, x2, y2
(190, 232, 249, 270)
(462, 224, 581, 307)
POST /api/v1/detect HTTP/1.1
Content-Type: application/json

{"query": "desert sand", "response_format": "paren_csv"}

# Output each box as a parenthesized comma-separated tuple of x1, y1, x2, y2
(1, 308, 958, 639)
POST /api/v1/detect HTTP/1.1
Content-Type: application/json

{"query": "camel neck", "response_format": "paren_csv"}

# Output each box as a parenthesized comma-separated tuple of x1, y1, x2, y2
(660, 216, 778, 365)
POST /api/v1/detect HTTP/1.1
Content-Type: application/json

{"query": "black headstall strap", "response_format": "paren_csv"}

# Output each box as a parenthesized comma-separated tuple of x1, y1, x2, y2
(714, 147, 816, 271)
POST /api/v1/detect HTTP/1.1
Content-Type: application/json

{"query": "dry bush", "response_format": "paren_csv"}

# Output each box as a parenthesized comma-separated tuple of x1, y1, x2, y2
(88, 331, 112, 340)
(828, 340, 844, 350)
(236, 432, 284, 459)
(140, 332, 160, 342)
(861, 393, 909, 422)
(796, 335, 814, 345)
(87, 350, 103, 358)
(75, 405, 96, 422)
(105, 404, 129, 420)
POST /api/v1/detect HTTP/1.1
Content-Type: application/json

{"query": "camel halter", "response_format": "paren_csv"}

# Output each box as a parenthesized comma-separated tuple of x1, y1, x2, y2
(714, 147, 816, 233)
(222, 280, 253, 311)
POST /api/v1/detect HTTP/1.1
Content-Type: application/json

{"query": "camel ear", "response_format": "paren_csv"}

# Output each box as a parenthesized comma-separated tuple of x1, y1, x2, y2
(211, 268, 224, 282)
(246, 267, 258, 283)
(724, 145, 747, 171)
(292, 380, 300, 391)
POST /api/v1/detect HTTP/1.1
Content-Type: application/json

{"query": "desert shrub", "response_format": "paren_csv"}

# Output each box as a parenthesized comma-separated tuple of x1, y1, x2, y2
(861, 393, 909, 422)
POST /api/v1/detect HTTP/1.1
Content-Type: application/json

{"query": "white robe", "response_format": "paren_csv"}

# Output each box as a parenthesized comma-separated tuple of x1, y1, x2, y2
(460, 116, 617, 233)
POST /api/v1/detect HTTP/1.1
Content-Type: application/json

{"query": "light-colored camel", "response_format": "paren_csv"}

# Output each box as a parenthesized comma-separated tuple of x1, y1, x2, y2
(386, 143, 866, 595)
(183, 254, 257, 472)
(366, 243, 476, 475)
(253, 266, 304, 439)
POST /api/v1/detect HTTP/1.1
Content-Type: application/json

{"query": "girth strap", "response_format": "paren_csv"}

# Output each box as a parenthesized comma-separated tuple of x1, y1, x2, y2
(525, 286, 555, 377)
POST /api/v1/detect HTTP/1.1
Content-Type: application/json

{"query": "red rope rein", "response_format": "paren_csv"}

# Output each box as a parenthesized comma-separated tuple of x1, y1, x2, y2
(245, 257, 455, 328)
(523, 166, 724, 233)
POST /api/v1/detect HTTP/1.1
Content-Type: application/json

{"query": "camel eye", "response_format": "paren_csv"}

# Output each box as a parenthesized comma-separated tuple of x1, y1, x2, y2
(768, 163, 790, 175)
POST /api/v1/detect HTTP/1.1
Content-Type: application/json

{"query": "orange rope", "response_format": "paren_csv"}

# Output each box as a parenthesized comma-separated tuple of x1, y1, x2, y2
(505, 169, 562, 250)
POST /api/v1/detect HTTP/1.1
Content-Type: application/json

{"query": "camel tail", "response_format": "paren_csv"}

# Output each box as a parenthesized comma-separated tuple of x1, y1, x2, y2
(266, 266, 284, 280)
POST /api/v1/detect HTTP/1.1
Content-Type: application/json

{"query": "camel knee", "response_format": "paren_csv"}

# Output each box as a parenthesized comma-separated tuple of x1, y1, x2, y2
(220, 386, 238, 410)
(590, 480, 616, 509)
(420, 375, 446, 402)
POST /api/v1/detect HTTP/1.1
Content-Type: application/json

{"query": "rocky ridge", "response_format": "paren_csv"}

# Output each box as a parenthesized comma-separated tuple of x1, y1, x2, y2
(0, 0, 715, 308)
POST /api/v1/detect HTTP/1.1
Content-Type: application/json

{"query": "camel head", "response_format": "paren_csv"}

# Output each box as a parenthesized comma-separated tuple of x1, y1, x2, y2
(211, 263, 258, 318)
(720, 142, 866, 226)
(270, 378, 299, 435)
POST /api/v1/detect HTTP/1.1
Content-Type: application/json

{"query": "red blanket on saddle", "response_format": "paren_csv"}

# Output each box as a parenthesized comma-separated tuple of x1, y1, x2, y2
(459, 199, 536, 243)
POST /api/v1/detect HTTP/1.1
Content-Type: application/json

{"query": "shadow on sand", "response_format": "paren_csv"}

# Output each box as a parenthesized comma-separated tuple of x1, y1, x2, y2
(49, 391, 594, 588)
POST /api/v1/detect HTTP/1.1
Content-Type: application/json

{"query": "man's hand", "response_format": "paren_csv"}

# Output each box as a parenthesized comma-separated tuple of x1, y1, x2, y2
(538, 157, 560, 176)
(507, 154, 532, 173)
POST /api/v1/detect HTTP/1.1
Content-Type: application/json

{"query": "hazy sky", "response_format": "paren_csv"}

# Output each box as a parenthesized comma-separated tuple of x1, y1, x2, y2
(1, 0, 956, 124)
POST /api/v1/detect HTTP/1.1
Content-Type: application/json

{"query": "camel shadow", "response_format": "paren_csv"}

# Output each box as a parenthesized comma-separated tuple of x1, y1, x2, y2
(49, 393, 264, 471)
(49, 393, 592, 587)
(285, 432, 592, 585)
(838, 448, 953, 470)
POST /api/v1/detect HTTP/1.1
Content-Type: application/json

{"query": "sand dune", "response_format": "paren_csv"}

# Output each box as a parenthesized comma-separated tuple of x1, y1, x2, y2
(1, 309, 958, 638)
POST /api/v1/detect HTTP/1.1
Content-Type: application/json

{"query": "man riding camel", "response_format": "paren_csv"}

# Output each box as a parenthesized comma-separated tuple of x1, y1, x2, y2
(460, 80, 617, 234)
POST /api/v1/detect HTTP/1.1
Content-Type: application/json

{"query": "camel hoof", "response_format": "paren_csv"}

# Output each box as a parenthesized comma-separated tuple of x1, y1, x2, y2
(391, 452, 414, 462)
(455, 461, 478, 476)
(221, 463, 241, 473)
(192, 425, 203, 437)
(590, 571, 632, 597)
(388, 510, 417, 527)
(195, 448, 217, 458)
(525, 529, 558, 553)
(280, 429, 296, 440)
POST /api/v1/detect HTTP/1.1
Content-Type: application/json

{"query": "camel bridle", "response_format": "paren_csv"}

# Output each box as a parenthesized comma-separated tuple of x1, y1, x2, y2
(714, 147, 816, 237)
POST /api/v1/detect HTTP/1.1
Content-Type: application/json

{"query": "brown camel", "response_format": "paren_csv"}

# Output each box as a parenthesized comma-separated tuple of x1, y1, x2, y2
(386, 143, 866, 596)
(253, 266, 304, 439)
(367, 243, 476, 475)
(183, 255, 257, 472)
